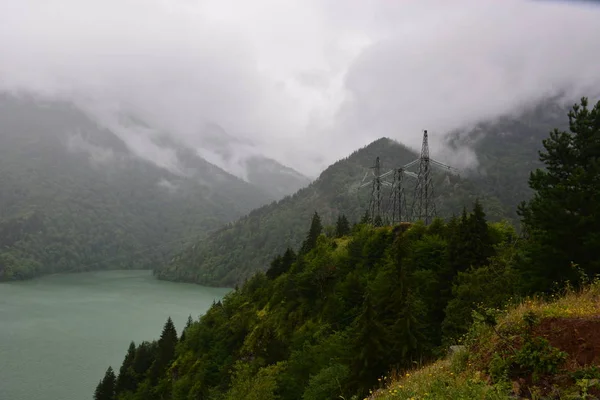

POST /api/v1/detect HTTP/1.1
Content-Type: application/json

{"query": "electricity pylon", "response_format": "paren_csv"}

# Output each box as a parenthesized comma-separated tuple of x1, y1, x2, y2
(410, 130, 459, 225)
(356, 130, 459, 226)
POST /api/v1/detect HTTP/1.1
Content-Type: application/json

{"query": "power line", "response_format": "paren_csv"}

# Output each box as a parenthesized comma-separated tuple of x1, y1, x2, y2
(356, 130, 460, 225)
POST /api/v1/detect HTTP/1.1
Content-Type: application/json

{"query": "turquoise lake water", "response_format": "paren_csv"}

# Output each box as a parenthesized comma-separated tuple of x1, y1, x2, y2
(0, 270, 230, 400)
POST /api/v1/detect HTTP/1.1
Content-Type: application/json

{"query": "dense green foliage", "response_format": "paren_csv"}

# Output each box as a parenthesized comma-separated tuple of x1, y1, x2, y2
(518, 97, 600, 293)
(159, 138, 505, 286)
(0, 94, 273, 280)
(100, 97, 600, 400)
(158, 99, 573, 287)
(105, 204, 515, 400)
(95, 367, 117, 400)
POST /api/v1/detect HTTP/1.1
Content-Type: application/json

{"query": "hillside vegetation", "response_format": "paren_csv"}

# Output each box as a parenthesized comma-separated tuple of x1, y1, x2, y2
(369, 280, 600, 400)
(158, 138, 504, 287)
(97, 206, 519, 400)
(94, 97, 600, 400)
(0, 94, 271, 280)
(157, 98, 573, 287)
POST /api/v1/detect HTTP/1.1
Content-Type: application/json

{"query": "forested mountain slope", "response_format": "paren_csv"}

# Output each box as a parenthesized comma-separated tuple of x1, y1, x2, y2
(449, 97, 572, 215)
(0, 93, 272, 280)
(97, 204, 521, 400)
(158, 97, 576, 288)
(96, 97, 600, 400)
(158, 138, 498, 286)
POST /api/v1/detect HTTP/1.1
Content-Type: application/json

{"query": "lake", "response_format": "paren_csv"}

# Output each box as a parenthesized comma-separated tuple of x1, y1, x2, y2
(0, 270, 230, 400)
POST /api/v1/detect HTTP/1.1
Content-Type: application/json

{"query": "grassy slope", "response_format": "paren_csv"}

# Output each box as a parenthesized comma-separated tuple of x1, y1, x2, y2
(369, 280, 600, 400)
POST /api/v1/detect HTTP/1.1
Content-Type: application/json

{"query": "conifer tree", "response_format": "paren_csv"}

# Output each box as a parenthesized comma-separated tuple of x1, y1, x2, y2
(180, 315, 193, 341)
(465, 199, 494, 268)
(335, 214, 351, 237)
(131, 341, 156, 382)
(446, 203, 494, 274)
(301, 212, 323, 254)
(266, 255, 283, 280)
(352, 294, 389, 391)
(149, 317, 178, 383)
(94, 366, 116, 400)
(115, 342, 137, 395)
(266, 248, 296, 279)
(518, 97, 600, 291)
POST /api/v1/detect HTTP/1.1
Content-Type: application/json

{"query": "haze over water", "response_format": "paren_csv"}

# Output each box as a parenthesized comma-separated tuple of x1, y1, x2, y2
(0, 270, 230, 400)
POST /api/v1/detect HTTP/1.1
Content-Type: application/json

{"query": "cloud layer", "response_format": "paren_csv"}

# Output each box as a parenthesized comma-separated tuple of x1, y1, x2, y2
(1, 0, 599, 177)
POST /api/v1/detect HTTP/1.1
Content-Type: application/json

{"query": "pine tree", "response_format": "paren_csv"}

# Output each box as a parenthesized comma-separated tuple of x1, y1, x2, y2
(267, 248, 297, 279)
(465, 199, 494, 268)
(266, 255, 283, 280)
(94, 366, 116, 400)
(352, 294, 389, 393)
(300, 212, 323, 254)
(115, 342, 137, 395)
(131, 341, 156, 379)
(518, 97, 600, 291)
(148, 317, 178, 383)
(180, 315, 193, 341)
(446, 203, 493, 274)
(335, 214, 351, 237)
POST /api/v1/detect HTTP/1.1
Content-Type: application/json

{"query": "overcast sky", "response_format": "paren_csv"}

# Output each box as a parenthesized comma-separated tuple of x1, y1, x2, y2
(1, 0, 600, 177)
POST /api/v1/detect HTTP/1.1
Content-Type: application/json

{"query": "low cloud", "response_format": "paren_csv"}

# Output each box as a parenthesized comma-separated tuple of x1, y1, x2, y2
(1, 0, 599, 177)
(66, 132, 117, 166)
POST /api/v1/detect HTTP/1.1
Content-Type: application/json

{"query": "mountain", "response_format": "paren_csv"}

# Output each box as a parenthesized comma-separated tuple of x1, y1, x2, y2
(97, 96, 600, 400)
(157, 97, 578, 287)
(446, 96, 572, 215)
(245, 156, 312, 200)
(0, 93, 273, 280)
(195, 123, 312, 199)
(157, 137, 500, 287)
(96, 206, 521, 400)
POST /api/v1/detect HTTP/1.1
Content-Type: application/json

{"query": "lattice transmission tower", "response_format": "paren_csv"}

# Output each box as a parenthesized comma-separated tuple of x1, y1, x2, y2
(411, 130, 436, 224)
(369, 156, 382, 224)
(356, 130, 459, 226)
(387, 167, 417, 224)
(357, 157, 395, 225)
(410, 130, 460, 225)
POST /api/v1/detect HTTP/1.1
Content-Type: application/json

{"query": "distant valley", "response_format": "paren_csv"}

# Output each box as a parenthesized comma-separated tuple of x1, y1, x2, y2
(0, 91, 577, 285)
(0, 92, 308, 280)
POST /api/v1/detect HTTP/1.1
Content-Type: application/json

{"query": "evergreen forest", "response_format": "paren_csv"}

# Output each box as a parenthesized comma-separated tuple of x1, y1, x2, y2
(95, 98, 600, 400)
(157, 98, 571, 287)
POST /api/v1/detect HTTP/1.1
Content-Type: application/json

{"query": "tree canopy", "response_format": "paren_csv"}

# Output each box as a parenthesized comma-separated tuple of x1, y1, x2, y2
(518, 97, 600, 292)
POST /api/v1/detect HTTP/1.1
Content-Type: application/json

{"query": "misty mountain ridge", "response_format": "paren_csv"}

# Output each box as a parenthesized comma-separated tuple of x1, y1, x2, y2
(157, 135, 497, 286)
(0, 92, 278, 280)
(157, 94, 584, 287)
(194, 122, 312, 198)
(79, 106, 312, 199)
